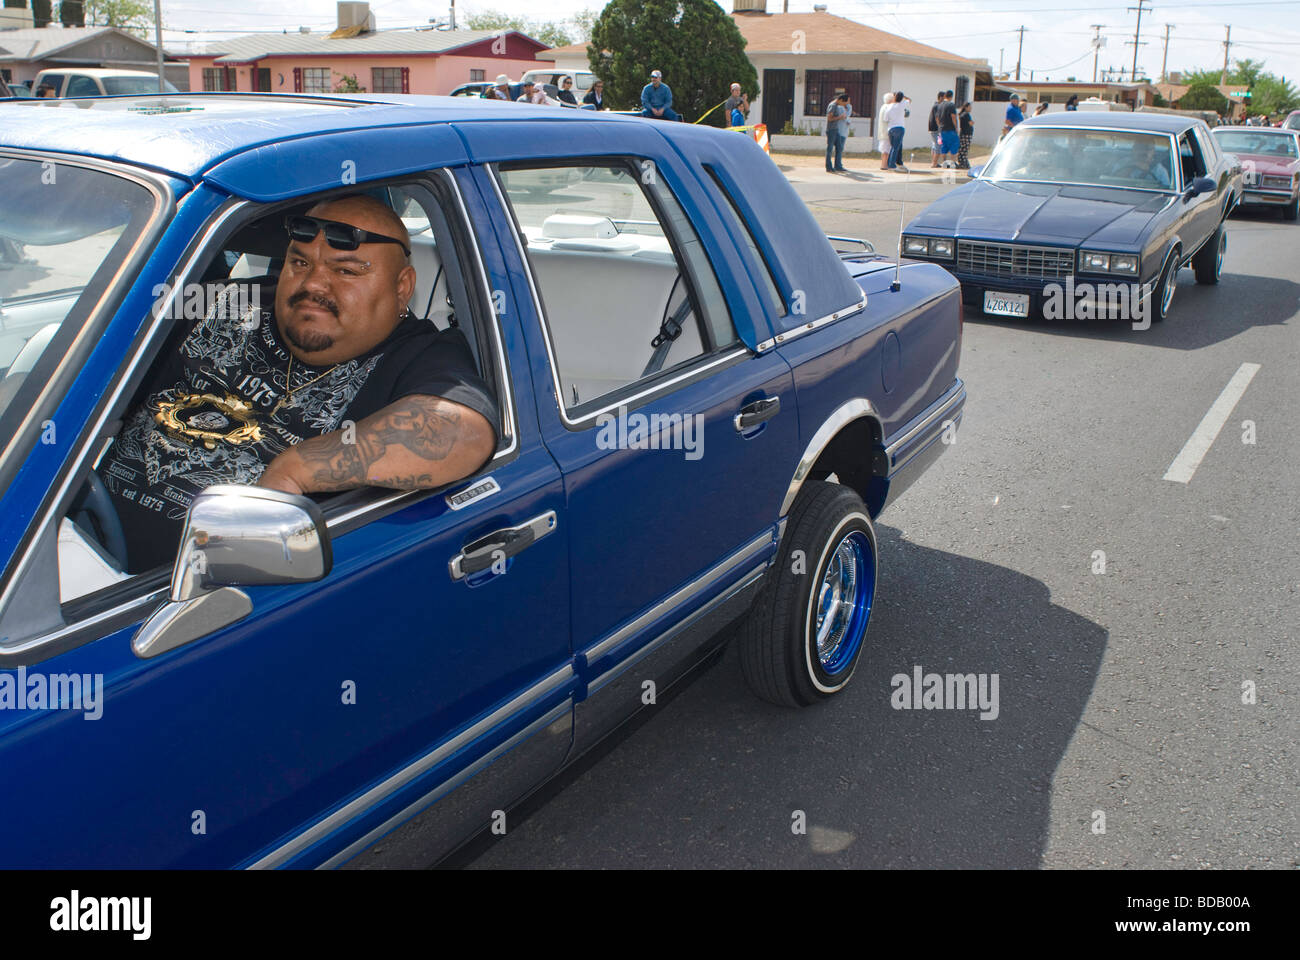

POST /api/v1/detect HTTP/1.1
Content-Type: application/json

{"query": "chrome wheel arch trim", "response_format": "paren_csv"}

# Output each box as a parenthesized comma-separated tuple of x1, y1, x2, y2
(779, 398, 882, 517)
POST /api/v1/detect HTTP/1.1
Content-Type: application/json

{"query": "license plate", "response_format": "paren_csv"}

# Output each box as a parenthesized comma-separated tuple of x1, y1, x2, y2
(983, 291, 1030, 317)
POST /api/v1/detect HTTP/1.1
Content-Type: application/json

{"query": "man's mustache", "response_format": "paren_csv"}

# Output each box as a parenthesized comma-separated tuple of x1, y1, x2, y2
(287, 290, 339, 317)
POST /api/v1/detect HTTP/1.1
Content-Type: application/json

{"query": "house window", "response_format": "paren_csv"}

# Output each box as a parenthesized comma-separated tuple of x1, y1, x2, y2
(804, 70, 873, 120)
(202, 67, 227, 92)
(470, 69, 485, 82)
(955, 75, 970, 105)
(301, 67, 330, 93)
(371, 67, 403, 93)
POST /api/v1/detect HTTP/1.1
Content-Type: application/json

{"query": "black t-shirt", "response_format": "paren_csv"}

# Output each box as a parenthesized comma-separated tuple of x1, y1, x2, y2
(959, 111, 974, 135)
(938, 100, 958, 132)
(928, 101, 942, 131)
(100, 285, 499, 572)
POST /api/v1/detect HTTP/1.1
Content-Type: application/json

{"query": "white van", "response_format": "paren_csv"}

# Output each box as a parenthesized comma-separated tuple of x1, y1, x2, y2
(32, 68, 178, 98)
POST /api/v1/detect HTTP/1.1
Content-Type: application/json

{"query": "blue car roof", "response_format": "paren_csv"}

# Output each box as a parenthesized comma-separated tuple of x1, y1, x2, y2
(1020, 111, 1199, 134)
(0, 92, 642, 180)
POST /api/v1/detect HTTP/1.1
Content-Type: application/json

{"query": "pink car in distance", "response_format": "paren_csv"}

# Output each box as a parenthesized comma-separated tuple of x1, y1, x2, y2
(1212, 126, 1300, 220)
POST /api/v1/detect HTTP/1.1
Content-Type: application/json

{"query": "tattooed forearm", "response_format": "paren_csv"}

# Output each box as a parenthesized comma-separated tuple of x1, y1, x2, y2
(257, 395, 493, 495)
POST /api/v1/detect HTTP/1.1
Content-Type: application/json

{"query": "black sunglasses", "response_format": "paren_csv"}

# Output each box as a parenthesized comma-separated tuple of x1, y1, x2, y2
(284, 214, 410, 257)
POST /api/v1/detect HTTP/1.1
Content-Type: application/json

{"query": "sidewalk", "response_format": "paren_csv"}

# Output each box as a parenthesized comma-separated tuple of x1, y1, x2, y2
(770, 148, 992, 185)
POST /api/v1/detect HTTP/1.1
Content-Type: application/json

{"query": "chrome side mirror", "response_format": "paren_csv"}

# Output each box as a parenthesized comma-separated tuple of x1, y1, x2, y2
(172, 485, 332, 602)
(134, 486, 332, 659)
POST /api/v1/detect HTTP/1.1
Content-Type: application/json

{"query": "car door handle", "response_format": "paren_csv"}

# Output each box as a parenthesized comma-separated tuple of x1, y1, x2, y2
(734, 396, 781, 431)
(449, 510, 556, 580)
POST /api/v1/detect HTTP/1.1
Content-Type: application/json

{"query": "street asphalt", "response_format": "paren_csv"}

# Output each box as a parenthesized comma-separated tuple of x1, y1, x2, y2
(465, 158, 1299, 869)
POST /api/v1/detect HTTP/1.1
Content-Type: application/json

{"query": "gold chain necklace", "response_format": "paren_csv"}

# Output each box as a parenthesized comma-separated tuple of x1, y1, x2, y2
(271, 354, 341, 415)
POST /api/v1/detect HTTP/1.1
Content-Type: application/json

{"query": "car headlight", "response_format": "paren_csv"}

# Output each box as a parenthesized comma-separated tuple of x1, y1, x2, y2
(1111, 254, 1139, 275)
(902, 236, 954, 259)
(1080, 251, 1110, 272)
(1261, 174, 1292, 188)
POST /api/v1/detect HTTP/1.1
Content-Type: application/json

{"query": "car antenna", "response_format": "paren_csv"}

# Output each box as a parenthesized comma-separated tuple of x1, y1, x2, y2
(891, 163, 908, 292)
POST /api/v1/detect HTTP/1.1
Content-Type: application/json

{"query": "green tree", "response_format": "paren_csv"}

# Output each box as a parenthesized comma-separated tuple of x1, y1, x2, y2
(589, 0, 757, 124)
(1249, 75, 1299, 117)
(1180, 82, 1229, 114)
(84, 0, 152, 35)
(464, 11, 573, 49)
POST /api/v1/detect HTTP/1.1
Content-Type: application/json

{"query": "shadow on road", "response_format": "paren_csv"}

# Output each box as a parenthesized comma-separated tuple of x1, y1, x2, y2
(467, 524, 1109, 869)
(962, 272, 1297, 351)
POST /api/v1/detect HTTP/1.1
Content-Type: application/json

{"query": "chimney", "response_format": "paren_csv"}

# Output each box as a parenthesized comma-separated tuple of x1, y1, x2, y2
(732, 0, 767, 12)
(336, 2, 376, 34)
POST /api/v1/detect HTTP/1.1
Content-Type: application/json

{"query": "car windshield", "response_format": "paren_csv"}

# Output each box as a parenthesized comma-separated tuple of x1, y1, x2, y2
(983, 127, 1177, 190)
(101, 76, 179, 96)
(1212, 130, 1298, 158)
(0, 157, 156, 461)
(1285, 114, 1300, 131)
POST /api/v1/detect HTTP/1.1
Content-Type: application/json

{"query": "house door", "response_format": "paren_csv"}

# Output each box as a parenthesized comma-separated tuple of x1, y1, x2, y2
(762, 69, 795, 133)
(255, 68, 271, 92)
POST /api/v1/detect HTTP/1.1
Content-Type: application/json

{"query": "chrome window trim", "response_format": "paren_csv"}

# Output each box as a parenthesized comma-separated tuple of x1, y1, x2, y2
(320, 699, 572, 870)
(754, 293, 867, 353)
(0, 168, 520, 664)
(883, 380, 966, 460)
(0, 149, 173, 486)
(582, 529, 775, 664)
(484, 164, 750, 430)
(780, 398, 880, 516)
(249, 663, 574, 869)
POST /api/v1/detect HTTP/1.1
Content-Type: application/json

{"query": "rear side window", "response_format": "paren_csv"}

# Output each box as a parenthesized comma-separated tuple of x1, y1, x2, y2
(38, 73, 65, 95)
(704, 166, 785, 317)
(497, 160, 738, 416)
(65, 75, 99, 97)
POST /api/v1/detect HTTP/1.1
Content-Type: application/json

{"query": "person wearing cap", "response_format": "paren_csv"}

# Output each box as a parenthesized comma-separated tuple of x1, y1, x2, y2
(725, 82, 749, 127)
(640, 70, 679, 121)
(1002, 94, 1024, 139)
(487, 75, 512, 101)
(583, 78, 606, 109)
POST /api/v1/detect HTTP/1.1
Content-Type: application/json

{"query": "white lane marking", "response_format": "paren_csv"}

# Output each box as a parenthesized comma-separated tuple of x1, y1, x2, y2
(1163, 362, 1261, 483)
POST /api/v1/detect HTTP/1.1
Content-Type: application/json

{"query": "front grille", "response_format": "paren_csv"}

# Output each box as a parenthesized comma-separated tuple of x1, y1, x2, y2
(956, 240, 1074, 280)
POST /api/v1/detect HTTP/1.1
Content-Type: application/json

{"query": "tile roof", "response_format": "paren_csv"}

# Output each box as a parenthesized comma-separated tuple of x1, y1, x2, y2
(731, 12, 979, 65)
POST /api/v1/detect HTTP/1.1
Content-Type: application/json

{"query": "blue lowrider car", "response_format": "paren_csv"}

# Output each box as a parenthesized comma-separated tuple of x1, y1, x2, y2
(903, 111, 1243, 322)
(0, 93, 963, 867)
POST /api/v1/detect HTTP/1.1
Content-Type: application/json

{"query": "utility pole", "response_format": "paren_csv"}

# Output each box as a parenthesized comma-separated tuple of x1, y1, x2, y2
(999, 49, 1005, 75)
(1160, 24, 1174, 82)
(450, 0, 456, 30)
(1128, 0, 1151, 81)
(1015, 25, 1025, 82)
(154, 0, 164, 94)
(1221, 25, 1232, 85)
(1091, 25, 1105, 83)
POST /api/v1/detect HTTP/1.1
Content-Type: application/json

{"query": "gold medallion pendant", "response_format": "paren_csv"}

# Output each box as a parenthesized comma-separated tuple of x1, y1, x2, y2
(154, 393, 263, 450)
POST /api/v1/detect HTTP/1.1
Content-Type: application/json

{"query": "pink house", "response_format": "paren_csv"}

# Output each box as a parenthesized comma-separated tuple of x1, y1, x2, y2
(183, 3, 549, 97)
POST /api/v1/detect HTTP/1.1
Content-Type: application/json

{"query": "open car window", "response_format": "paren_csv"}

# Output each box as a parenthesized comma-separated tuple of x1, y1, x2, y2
(53, 177, 503, 609)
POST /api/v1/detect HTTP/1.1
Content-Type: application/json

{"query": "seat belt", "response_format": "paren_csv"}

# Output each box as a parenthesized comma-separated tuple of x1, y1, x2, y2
(641, 291, 693, 378)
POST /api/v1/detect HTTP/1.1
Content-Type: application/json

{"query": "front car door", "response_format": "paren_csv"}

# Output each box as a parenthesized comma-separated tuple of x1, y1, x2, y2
(0, 131, 574, 867)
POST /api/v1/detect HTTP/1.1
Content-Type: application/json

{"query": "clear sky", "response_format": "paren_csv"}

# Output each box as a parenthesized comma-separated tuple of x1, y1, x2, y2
(151, 0, 1300, 84)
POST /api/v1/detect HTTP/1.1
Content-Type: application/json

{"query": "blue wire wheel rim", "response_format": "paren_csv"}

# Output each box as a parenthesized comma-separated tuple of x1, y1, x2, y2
(806, 521, 876, 688)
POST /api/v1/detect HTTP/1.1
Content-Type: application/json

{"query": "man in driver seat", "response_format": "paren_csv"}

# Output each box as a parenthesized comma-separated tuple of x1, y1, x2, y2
(1119, 138, 1171, 188)
(100, 194, 498, 573)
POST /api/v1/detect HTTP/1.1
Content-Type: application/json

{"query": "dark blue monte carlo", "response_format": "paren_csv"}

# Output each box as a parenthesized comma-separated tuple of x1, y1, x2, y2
(903, 111, 1243, 322)
(0, 93, 963, 867)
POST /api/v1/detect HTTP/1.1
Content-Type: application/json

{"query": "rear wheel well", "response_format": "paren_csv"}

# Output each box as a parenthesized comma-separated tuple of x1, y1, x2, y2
(806, 416, 889, 517)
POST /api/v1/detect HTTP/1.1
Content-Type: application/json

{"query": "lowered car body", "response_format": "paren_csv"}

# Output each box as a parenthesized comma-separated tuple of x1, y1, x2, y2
(902, 111, 1242, 322)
